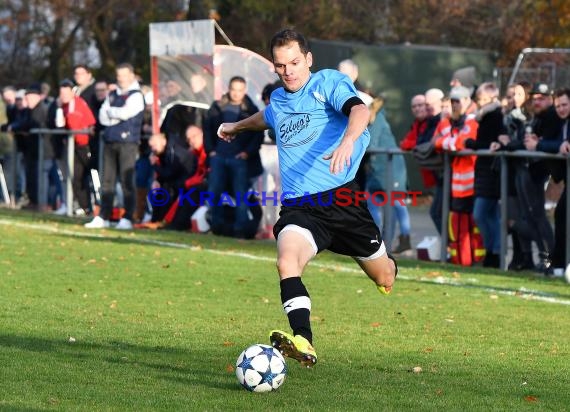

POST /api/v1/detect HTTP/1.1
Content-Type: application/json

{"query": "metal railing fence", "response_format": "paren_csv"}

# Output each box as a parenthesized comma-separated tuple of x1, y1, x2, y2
(366, 147, 569, 270)
(2, 130, 568, 270)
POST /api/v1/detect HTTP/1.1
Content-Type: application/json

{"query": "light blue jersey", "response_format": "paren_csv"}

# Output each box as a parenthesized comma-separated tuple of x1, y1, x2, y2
(264, 69, 370, 199)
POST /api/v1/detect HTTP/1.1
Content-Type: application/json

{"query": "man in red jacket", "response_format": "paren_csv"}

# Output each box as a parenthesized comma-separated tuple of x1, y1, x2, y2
(56, 78, 96, 215)
(399, 94, 436, 188)
(138, 125, 208, 231)
(166, 124, 208, 231)
(400, 94, 428, 151)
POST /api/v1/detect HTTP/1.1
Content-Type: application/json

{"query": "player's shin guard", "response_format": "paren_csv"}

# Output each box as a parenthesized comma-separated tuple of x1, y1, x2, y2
(280, 277, 312, 344)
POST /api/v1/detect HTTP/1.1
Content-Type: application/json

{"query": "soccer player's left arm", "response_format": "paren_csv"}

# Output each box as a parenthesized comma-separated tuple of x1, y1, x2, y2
(324, 101, 370, 175)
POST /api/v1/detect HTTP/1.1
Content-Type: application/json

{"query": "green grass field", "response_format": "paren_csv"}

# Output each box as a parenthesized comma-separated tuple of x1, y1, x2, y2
(1, 209, 569, 411)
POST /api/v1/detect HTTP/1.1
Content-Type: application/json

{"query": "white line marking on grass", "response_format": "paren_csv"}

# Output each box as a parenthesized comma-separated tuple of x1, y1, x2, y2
(2, 219, 569, 306)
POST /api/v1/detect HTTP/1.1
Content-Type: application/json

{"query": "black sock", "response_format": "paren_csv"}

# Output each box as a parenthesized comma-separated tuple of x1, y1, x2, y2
(280, 277, 312, 344)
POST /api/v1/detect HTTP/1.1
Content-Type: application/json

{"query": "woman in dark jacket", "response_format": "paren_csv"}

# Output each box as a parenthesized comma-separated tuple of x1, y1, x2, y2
(497, 82, 535, 270)
(465, 82, 506, 267)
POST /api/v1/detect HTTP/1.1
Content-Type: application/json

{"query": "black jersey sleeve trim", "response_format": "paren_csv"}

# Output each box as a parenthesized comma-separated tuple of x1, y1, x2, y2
(341, 96, 365, 117)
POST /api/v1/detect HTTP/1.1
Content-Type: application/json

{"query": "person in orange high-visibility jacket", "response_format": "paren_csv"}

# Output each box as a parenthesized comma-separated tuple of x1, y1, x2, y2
(433, 86, 478, 203)
(433, 86, 484, 265)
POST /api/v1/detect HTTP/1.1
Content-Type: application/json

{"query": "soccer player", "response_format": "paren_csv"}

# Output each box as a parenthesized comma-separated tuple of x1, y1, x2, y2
(217, 29, 398, 367)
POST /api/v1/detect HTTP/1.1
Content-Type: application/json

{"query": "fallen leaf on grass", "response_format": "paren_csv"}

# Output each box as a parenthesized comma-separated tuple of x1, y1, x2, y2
(370, 322, 382, 328)
(223, 341, 234, 347)
(524, 395, 538, 402)
(226, 364, 235, 373)
(109, 301, 117, 309)
(422, 347, 433, 353)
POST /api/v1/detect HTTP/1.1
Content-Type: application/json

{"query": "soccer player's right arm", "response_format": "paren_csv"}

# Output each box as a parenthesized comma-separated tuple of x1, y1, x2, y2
(218, 110, 268, 140)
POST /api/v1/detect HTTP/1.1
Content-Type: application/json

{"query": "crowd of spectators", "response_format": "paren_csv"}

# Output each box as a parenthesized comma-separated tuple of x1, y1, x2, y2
(393, 66, 568, 275)
(0, 61, 568, 273)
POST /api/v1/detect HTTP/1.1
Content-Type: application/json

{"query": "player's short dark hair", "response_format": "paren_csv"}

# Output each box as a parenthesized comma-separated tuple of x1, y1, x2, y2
(269, 29, 310, 60)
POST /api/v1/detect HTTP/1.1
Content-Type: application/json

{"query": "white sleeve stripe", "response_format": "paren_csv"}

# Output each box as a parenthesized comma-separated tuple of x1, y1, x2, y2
(282, 296, 312, 314)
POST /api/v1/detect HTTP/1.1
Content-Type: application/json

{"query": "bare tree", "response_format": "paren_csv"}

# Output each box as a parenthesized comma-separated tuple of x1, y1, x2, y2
(0, 0, 187, 89)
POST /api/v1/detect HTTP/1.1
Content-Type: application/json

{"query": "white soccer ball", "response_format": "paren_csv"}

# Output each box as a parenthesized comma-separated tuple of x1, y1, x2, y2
(235, 344, 287, 392)
(565, 263, 570, 284)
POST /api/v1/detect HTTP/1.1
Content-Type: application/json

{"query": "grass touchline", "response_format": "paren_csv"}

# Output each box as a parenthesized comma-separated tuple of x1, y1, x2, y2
(1, 218, 568, 306)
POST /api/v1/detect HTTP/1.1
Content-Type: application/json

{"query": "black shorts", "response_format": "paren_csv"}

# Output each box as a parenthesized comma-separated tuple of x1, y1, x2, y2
(273, 180, 384, 258)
